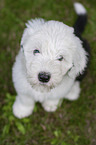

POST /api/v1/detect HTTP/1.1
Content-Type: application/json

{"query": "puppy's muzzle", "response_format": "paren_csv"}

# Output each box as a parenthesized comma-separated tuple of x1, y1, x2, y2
(38, 72, 51, 83)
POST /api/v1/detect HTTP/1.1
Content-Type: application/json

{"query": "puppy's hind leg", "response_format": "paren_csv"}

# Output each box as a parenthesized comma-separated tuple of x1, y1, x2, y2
(13, 95, 35, 119)
(65, 81, 81, 101)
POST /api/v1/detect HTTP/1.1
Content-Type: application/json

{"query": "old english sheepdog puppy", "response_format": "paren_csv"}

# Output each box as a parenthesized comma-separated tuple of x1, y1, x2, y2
(12, 3, 90, 118)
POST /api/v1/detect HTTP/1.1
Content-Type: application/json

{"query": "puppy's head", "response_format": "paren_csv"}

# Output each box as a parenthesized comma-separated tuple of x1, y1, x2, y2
(21, 19, 87, 92)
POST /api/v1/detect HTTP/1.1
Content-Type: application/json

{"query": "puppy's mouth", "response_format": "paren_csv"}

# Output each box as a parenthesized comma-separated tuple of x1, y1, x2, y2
(31, 82, 54, 92)
(39, 79, 54, 89)
(40, 83, 55, 92)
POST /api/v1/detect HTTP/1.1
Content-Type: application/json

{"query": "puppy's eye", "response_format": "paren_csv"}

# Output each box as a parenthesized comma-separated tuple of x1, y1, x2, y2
(33, 49, 40, 55)
(58, 56, 63, 61)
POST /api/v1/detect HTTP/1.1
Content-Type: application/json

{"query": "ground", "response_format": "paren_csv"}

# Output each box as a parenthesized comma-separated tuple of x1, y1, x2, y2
(0, 0, 96, 145)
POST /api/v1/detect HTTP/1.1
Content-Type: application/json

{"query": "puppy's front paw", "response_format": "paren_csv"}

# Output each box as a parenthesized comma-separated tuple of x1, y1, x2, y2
(43, 105, 57, 112)
(42, 100, 60, 112)
(13, 100, 34, 119)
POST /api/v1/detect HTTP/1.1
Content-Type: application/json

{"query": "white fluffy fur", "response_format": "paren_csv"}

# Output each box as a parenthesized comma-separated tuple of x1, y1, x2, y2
(12, 19, 87, 118)
(74, 2, 87, 15)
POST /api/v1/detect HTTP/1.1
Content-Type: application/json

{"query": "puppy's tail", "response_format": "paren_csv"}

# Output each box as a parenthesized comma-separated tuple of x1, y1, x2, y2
(73, 2, 87, 37)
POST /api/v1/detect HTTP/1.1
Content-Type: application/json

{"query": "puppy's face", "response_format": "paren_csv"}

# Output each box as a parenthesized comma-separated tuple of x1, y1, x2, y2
(21, 19, 87, 92)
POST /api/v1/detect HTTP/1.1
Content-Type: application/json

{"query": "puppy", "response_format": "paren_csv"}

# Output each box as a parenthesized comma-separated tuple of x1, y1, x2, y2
(12, 3, 90, 118)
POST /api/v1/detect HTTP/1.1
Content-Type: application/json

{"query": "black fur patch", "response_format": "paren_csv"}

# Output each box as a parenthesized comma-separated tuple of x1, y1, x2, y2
(73, 14, 91, 81)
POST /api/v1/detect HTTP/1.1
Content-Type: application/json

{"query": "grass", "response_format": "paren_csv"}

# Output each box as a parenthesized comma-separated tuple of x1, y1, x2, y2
(0, 0, 96, 144)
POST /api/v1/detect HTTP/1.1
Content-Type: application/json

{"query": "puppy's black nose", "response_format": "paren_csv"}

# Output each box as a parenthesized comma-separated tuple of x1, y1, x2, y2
(38, 72, 51, 83)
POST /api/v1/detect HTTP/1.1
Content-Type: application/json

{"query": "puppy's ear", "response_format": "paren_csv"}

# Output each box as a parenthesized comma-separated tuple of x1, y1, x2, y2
(68, 41, 88, 78)
(20, 28, 33, 46)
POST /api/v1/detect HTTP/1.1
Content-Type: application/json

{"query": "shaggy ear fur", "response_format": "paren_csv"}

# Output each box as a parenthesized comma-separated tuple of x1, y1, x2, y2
(68, 38, 88, 78)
